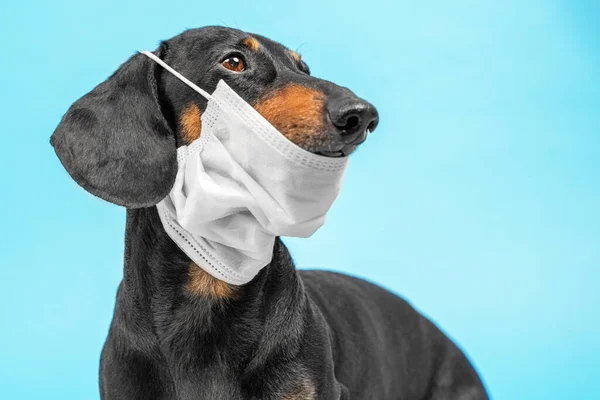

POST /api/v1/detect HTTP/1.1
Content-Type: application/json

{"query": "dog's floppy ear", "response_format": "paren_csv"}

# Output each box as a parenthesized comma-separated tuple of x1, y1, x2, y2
(51, 45, 176, 208)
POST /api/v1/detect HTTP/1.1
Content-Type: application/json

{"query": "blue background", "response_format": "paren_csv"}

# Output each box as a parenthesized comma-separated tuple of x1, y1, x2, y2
(1, 1, 599, 399)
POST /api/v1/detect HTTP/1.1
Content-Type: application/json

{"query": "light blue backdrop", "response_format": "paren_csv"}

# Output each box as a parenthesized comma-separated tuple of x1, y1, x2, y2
(1, 1, 598, 399)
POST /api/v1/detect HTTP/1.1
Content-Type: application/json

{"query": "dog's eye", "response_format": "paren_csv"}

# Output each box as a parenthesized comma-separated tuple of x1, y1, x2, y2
(222, 56, 246, 72)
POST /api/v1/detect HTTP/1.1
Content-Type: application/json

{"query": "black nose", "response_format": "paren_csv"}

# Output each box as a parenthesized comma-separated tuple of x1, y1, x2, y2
(328, 98, 379, 143)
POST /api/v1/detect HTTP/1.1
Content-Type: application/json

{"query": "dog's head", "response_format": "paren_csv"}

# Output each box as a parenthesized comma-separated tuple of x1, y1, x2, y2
(51, 26, 379, 208)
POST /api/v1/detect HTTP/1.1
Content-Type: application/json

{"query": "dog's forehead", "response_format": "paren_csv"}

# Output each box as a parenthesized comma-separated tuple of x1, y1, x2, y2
(176, 27, 298, 62)
(247, 33, 295, 57)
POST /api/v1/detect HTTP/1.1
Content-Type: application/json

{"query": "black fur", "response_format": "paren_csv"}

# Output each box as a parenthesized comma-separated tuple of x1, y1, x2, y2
(51, 26, 489, 399)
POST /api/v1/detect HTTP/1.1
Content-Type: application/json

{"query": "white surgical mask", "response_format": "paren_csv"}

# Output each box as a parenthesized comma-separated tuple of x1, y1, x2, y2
(142, 51, 348, 285)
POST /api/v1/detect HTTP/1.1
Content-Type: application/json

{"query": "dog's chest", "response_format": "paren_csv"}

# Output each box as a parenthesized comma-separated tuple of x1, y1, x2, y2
(185, 375, 315, 400)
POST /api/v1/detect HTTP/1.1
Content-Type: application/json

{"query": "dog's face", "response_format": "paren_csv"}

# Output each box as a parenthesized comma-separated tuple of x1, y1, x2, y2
(161, 27, 378, 156)
(51, 27, 379, 208)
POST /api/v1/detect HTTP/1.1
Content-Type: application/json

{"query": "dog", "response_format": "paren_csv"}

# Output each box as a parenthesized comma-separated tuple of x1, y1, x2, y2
(51, 26, 489, 400)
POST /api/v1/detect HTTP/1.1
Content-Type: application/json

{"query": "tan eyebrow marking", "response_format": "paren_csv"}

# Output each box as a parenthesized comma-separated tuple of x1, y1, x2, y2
(243, 37, 260, 51)
(289, 50, 302, 62)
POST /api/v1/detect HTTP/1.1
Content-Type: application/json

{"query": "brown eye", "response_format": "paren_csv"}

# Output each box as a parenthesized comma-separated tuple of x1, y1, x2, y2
(222, 56, 246, 72)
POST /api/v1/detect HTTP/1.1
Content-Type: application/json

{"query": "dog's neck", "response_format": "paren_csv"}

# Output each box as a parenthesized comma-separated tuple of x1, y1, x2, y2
(118, 206, 308, 380)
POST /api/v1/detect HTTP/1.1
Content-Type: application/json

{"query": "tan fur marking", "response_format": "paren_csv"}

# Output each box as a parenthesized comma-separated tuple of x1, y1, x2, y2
(290, 50, 302, 62)
(179, 103, 202, 144)
(243, 37, 260, 51)
(282, 377, 316, 400)
(186, 263, 237, 299)
(254, 84, 326, 149)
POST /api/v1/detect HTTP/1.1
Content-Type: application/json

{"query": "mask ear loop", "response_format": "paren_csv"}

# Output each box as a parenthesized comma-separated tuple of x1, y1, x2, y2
(141, 50, 212, 101)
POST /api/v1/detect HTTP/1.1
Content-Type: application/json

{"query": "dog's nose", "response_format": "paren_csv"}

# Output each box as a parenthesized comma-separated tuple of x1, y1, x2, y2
(328, 98, 379, 143)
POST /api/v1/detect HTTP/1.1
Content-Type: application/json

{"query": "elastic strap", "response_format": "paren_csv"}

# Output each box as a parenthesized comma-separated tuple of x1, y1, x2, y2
(141, 50, 212, 100)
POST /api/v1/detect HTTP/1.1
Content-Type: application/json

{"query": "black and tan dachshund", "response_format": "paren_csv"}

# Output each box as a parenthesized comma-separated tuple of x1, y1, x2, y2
(51, 26, 489, 400)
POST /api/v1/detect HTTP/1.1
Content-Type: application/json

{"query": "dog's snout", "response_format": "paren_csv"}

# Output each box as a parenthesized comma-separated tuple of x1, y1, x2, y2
(328, 98, 379, 142)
